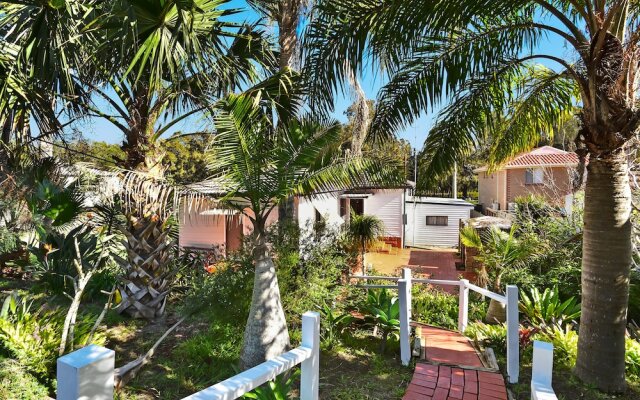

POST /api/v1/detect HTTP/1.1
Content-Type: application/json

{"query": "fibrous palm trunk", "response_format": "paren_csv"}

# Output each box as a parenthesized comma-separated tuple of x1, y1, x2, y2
(240, 240, 291, 368)
(575, 151, 631, 392)
(114, 215, 174, 320)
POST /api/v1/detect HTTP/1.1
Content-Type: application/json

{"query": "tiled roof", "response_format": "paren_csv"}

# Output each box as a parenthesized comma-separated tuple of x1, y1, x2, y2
(475, 146, 578, 172)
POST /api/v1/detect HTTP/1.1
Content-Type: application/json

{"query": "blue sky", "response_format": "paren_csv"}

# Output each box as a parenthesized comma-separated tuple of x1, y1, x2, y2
(69, 1, 574, 152)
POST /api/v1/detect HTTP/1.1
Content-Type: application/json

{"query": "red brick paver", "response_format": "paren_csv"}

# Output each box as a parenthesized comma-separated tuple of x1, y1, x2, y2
(403, 365, 507, 400)
(416, 325, 484, 368)
(406, 250, 476, 293)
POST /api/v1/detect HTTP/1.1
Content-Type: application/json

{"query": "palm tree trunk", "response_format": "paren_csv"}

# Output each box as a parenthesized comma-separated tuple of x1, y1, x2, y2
(575, 150, 631, 393)
(240, 236, 291, 368)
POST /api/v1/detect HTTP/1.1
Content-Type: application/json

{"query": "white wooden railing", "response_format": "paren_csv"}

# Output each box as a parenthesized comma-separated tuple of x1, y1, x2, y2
(351, 269, 520, 383)
(56, 312, 320, 400)
(531, 341, 557, 400)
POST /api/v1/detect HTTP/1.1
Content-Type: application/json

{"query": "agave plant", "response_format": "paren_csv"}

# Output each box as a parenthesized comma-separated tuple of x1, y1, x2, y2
(519, 286, 581, 328)
(364, 288, 401, 353)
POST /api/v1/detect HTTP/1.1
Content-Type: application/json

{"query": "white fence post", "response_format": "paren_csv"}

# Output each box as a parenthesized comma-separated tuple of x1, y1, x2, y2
(300, 311, 320, 400)
(506, 285, 519, 384)
(531, 341, 557, 400)
(402, 268, 412, 318)
(458, 279, 469, 333)
(398, 279, 411, 366)
(57, 344, 115, 400)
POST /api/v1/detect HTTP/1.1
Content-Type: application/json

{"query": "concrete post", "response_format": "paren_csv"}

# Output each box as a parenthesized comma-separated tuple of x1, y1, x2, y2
(300, 311, 320, 400)
(398, 279, 411, 366)
(402, 268, 412, 318)
(458, 279, 469, 333)
(506, 285, 519, 384)
(57, 344, 115, 400)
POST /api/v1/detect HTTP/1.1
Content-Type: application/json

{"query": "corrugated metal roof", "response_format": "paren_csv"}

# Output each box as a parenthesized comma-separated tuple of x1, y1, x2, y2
(406, 196, 475, 207)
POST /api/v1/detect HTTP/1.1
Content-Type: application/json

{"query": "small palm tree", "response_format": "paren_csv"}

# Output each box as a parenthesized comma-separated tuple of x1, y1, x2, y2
(206, 70, 402, 368)
(347, 213, 385, 275)
(461, 225, 536, 322)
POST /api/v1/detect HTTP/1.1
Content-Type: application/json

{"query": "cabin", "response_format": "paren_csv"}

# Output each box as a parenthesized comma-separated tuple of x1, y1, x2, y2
(404, 196, 475, 248)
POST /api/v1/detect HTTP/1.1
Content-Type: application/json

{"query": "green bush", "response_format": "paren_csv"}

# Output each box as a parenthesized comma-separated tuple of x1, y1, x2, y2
(465, 322, 507, 350)
(412, 287, 487, 330)
(243, 368, 300, 400)
(626, 338, 640, 379)
(0, 358, 50, 399)
(533, 326, 579, 370)
(0, 227, 19, 255)
(0, 292, 105, 384)
(318, 303, 353, 350)
(363, 289, 400, 353)
(519, 286, 580, 328)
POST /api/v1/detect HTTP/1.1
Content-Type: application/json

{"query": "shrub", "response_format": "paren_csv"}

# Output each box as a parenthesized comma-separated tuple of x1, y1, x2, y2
(626, 338, 640, 379)
(243, 368, 300, 400)
(363, 289, 400, 353)
(533, 325, 579, 370)
(465, 322, 507, 350)
(0, 358, 50, 399)
(412, 287, 486, 330)
(519, 286, 580, 328)
(318, 303, 353, 350)
(0, 227, 19, 255)
(0, 292, 105, 384)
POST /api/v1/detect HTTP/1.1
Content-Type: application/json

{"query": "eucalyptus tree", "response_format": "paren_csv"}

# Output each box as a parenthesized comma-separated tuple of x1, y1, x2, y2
(207, 70, 401, 367)
(305, 0, 640, 391)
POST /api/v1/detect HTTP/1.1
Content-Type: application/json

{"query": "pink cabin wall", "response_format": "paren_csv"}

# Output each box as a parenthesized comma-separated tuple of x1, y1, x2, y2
(179, 212, 227, 252)
(242, 207, 279, 236)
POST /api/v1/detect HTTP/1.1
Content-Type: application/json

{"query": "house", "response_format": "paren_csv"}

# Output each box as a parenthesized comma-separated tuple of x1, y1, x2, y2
(404, 196, 475, 248)
(298, 185, 409, 248)
(474, 146, 578, 212)
(179, 182, 474, 254)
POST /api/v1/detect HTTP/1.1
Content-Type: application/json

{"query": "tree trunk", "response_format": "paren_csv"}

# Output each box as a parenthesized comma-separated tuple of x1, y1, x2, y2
(575, 151, 631, 393)
(240, 240, 291, 368)
(485, 299, 506, 324)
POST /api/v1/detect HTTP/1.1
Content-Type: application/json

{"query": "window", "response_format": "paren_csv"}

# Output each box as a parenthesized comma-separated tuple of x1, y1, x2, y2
(339, 198, 347, 217)
(525, 168, 544, 184)
(426, 216, 448, 226)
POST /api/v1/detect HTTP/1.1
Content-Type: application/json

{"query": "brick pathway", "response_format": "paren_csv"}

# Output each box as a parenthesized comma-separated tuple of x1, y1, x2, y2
(406, 250, 476, 293)
(403, 364, 507, 400)
(403, 325, 508, 400)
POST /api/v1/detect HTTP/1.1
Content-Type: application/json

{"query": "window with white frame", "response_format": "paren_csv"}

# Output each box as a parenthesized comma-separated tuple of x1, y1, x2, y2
(525, 168, 544, 184)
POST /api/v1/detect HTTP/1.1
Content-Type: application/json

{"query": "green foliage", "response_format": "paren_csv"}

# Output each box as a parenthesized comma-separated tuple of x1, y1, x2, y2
(180, 249, 254, 321)
(465, 322, 507, 350)
(412, 287, 487, 330)
(318, 303, 353, 350)
(0, 358, 50, 400)
(346, 213, 385, 255)
(243, 369, 300, 400)
(363, 289, 400, 352)
(626, 339, 640, 379)
(533, 326, 579, 370)
(519, 286, 581, 328)
(0, 227, 19, 255)
(0, 292, 105, 384)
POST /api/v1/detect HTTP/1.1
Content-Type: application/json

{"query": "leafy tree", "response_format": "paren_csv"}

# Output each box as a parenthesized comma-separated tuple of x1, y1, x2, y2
(207, 71, 401, 368)
(305, 1, 640, 390)
(347, 213, 385, 275)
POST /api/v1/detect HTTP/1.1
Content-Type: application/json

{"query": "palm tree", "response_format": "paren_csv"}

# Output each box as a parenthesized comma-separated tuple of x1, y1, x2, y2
(460, 225, 536, 322)
(73, 0, 273, 319)
(347, 213, 385, 275)
(206, 70, 401, 368)
(305, 1, 639, 391)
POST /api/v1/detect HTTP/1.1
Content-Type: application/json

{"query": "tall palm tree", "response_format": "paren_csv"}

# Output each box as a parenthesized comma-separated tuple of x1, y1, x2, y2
(76, 0, 274, 319)
(347, 213, 385, 275)
(305, 1, 640, 391)
(206, 70, 402, 368)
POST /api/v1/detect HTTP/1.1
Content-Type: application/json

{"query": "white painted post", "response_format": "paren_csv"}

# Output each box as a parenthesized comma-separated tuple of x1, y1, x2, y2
(506, 285, 519, 384)
(458, 279, 469, 333)
(300, 311, 320, 400)
(402, 268, 412, 318)
(532, 341, 553, 387)
(398, 279, 411, 366)
(57, 344, 115, 400)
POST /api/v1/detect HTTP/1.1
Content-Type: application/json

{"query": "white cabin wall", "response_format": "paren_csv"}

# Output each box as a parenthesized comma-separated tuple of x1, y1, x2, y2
(405, 201, 473, 247)
(364, 189, 403, 238)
